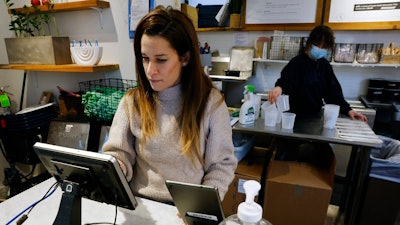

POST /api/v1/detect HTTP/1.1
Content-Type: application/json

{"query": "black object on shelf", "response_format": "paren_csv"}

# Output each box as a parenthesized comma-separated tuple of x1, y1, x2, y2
(197, 4, 222, 28)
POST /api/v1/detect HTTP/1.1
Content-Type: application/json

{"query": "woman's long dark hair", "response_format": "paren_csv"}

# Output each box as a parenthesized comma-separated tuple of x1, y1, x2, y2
(129, 6, 220, 164)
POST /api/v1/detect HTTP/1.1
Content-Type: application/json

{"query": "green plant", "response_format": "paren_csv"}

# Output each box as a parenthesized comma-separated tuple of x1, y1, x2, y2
(3, 0, 59, 37)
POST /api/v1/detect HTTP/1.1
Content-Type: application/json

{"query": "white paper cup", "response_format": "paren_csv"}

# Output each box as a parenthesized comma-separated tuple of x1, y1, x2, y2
(281, 112, 296, 129)
(323, 104, 340, 129)
(276, 95, 290, 112)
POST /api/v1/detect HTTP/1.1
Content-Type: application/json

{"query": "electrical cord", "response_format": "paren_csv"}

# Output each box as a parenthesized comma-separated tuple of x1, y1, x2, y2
(5, 181, 59, 225)
(0, 138, 10, 163)
(84, 190, 118, 225)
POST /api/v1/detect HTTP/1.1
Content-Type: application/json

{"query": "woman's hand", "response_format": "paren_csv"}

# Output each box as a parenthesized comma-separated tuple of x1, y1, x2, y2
(348, 110, 368, 122)
(268, 86, 282, 104)
(117, 159, 127, 176)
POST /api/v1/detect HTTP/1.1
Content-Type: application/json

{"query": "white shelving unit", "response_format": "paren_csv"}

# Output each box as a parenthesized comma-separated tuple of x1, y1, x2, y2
(253, 58, 400, 68)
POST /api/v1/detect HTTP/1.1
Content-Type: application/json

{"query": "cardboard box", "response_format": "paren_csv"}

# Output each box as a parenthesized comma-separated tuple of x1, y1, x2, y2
(222, 147, 272, 216)
(263, 160, 335, 225)
(181, 4, 198, 29)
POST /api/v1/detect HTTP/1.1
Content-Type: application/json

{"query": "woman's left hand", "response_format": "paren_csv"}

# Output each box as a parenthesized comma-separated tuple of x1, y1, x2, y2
(348, 110, 368, 122)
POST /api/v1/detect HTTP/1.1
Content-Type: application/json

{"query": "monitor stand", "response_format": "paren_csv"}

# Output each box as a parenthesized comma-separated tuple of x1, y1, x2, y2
(54, 181, 82, 225)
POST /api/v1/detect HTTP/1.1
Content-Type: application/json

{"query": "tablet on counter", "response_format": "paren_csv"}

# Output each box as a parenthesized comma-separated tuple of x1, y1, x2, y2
(165, 180, 225, 225)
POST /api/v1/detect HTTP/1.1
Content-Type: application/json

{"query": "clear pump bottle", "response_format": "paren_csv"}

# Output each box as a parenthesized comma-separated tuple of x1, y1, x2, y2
(219, 180, 272, 225)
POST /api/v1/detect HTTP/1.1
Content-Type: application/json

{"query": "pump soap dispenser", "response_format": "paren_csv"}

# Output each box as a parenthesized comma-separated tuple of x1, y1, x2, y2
(219, 180, 272, 225)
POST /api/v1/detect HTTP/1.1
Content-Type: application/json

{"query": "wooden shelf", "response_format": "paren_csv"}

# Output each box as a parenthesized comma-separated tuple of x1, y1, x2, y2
(0, 64, 119, 72)
(196, 27, 240, 32)
(8, 0, 110, 14)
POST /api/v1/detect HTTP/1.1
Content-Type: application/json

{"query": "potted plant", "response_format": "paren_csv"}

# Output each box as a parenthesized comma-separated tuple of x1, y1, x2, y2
(3, 0, 72, 65)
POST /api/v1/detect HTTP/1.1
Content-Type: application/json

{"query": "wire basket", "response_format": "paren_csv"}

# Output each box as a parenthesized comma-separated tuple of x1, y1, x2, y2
(79, 79, 137, 122)
(269, 35, 303, 60)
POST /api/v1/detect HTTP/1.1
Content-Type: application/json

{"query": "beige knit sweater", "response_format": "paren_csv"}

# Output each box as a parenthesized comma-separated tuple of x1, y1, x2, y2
(102, 83, 237, 203)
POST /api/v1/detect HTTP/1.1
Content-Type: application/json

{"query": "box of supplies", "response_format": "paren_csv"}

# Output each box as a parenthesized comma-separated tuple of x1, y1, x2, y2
(263, 160, 335, 225)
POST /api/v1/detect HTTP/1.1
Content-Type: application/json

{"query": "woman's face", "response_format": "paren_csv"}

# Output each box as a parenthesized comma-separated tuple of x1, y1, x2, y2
(141, 34, 185, 92)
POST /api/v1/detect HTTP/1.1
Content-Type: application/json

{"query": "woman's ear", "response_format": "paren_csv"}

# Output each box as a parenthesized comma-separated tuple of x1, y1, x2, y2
(181, 52, 190, 66)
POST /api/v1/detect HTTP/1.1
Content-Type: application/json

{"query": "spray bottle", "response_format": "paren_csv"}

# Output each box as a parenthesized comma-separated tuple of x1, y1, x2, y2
(239, 85, 256, 124)
(219, 180, 272, 225)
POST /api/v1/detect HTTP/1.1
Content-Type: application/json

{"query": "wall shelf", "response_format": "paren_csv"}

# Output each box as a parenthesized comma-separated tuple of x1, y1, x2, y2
(253, 58, 400, 68)
(209, 74, 251, 81)
(8, 0, 110, 14)
(0, 64, 119, 72)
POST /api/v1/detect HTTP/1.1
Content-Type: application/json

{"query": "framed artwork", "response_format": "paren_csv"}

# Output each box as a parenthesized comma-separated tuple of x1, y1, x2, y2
(242, 0, 324, 31)
(324, 0, 400, 30)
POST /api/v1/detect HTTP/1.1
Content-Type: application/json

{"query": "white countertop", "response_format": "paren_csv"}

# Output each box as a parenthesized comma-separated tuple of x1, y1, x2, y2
(0, 178, 182, 225)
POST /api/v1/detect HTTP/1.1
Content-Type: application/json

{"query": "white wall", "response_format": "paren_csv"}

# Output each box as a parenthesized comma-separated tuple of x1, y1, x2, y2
(197, 30, 400, 106)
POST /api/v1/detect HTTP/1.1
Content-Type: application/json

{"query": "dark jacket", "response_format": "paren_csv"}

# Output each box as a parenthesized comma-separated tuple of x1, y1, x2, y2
(275, 52, 351, 116)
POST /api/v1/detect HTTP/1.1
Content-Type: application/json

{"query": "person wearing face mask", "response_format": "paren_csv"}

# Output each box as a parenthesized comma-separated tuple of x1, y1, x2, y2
(267, 25, 367, 168)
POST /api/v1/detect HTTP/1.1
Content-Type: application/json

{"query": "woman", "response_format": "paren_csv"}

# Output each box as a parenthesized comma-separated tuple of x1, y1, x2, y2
(102, 6, 237, 204)
(267, 25, 367, 168)
(268, 25, 367, 121)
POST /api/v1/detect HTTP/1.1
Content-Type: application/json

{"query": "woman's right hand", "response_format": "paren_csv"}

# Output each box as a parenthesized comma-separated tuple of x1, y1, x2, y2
(117, 159, 127, 176)
(268, 86, 282, 104)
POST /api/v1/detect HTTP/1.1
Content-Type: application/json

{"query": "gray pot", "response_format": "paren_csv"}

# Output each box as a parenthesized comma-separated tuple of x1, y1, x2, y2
(4, 36, 72, 65)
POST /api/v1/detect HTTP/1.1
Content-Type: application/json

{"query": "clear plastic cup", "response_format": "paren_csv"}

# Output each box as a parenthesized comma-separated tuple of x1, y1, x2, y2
(323, 104, 340, 129)
(281, 112, 296, 129)
(264, 107, 278, 127)
(276, 95, 290, 112)
(261, 101, 275, 119)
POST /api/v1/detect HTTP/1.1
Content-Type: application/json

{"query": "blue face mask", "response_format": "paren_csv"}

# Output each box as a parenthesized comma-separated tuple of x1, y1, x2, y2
(310, 45, 328, 60)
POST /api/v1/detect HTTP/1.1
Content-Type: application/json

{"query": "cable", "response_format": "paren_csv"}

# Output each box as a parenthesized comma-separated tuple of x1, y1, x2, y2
(5, 181, 59, 225)
(113, 191, 118, 225)
(84, 190, 119, 225)
(20, 163, 37, 181)
(0, 138, 10, 163)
